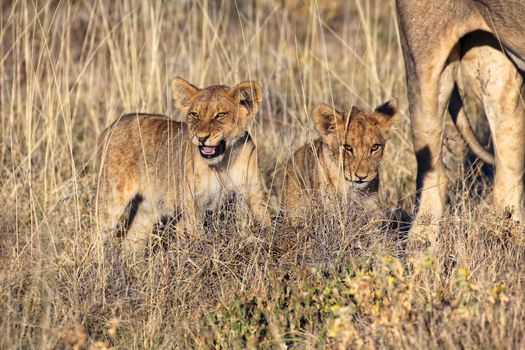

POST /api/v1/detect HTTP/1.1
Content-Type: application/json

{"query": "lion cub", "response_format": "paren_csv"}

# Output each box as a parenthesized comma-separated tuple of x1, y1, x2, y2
(283, 100, 397, 224)
(96, 77, 271, 252)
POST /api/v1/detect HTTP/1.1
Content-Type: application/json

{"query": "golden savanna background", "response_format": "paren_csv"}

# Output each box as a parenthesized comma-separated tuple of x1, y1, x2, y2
(1, 0, 524, 348)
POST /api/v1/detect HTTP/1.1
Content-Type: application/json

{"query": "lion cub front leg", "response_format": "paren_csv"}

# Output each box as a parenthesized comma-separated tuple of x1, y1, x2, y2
(242, 152, 271, 227)
(282, 174, 307, 227)
(175, 192, 205, 238)
(247, 183, 271, 227)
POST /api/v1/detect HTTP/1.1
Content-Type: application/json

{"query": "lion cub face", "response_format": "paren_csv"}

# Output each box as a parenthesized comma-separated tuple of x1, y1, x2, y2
(171, 77, 263, 165)
(312, 100, 397, 189)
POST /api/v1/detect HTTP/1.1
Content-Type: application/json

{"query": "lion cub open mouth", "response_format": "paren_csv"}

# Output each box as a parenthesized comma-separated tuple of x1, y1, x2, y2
(198, 140, 226, 159)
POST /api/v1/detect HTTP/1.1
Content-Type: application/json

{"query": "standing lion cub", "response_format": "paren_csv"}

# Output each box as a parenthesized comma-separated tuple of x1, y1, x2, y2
(96, 77, 271, 252)
(283, 100, 397, 224)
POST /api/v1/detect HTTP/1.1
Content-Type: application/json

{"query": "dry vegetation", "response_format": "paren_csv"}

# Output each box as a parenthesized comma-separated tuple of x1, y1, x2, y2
(1, 0, 525, 349)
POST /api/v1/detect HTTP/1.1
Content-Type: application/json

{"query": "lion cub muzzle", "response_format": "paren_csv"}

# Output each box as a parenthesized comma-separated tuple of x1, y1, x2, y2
(198, 139, 226, 159)
(346, 165, 379, 189)
(348, 175, 376, 189)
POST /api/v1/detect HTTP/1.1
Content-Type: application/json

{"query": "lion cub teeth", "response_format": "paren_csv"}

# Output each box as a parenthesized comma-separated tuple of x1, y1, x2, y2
(200, 146, 216, 154)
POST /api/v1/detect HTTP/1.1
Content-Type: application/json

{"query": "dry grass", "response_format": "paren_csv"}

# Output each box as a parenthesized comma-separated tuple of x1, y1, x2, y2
(1, 1, 524, 349)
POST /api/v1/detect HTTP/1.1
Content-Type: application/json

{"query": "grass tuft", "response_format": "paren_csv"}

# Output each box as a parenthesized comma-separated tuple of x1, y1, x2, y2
(1, 1, 524, 349)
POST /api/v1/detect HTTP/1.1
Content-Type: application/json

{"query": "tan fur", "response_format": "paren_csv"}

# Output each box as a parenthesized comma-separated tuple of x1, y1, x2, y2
(283, 100, 397, 225)
(96, 77, 270, 253)
(396, 0, 525, 243)
(457, 33, 525, 217)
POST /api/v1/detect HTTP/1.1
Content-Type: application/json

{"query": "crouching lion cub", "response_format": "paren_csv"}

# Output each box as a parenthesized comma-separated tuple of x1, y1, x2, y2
(283, 100, 398, 224)
(96, 77, 271, 253)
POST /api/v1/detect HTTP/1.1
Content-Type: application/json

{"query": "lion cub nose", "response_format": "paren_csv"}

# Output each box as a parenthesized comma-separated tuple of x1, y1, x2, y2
(355, 173, 367, 181)
(197, 134, 210, 144)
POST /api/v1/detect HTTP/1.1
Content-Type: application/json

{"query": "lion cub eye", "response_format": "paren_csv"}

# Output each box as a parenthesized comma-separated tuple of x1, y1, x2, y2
(342, 144, 354, 155)
(188, 112, 199, 119)
(370, 144, 382, 153)
(214, 112, 228, 120)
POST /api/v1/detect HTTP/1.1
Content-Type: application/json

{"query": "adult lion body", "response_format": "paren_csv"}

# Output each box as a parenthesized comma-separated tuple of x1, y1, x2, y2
(396, 0, 525, 242)
(96, 78, 270, 252)
(283, 101, 397, 224)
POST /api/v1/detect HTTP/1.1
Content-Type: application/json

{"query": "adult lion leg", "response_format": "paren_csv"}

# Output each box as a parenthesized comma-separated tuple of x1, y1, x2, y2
(484, 59, 525, 221)
(395, 0, 493, 244)
(409, 57, 459, 244)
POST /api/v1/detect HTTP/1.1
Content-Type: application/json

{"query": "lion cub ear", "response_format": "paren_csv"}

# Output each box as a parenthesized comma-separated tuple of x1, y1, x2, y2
(230, 81, 263, 114)
(171, 77, 199, 111)
(312, 104, 344, 140)
(372, 99, 398, 135)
